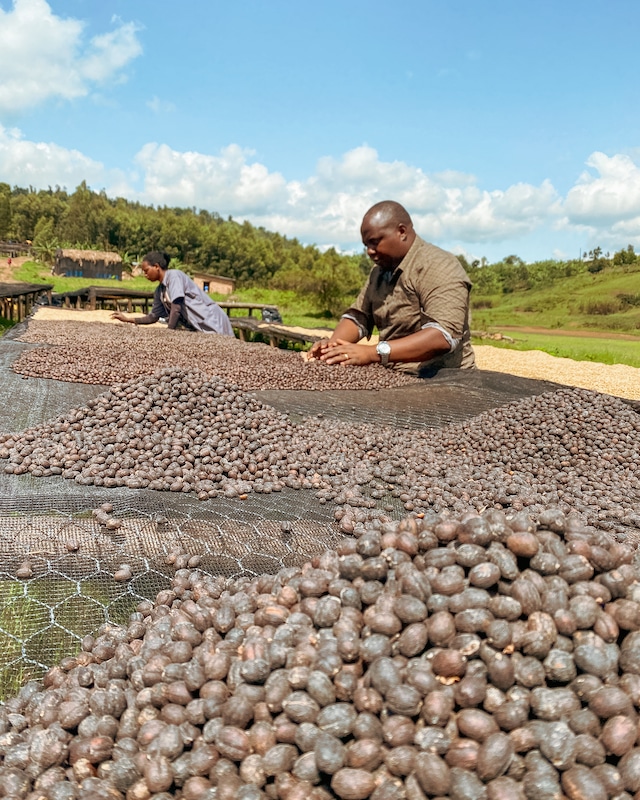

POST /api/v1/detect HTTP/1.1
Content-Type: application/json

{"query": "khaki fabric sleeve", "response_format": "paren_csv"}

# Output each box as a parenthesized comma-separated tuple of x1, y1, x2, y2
(342, 271, 376, 338)
(413, 250, 471, 339)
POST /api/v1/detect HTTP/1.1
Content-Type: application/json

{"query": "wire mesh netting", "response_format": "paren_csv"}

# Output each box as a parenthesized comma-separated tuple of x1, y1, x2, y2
(0, 329, 592, 696)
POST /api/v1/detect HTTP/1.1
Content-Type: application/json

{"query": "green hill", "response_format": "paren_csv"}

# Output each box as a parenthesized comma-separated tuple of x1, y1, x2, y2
(467, 258, 640, 335)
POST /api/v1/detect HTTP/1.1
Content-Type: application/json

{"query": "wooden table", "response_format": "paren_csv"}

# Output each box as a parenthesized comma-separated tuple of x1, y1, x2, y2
(0, 283, 53, 322)
(217, 302, 279, 318)
(229, 316, 326, 348)
(52, 287, 154, 312)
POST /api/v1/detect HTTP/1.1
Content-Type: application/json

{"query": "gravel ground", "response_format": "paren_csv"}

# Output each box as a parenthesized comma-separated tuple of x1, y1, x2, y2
(474, 345, 640, 400)
(29, 307, 640, 400)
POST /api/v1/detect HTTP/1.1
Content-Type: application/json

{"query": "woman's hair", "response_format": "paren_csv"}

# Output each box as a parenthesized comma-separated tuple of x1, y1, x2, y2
(142, 251, 172, 270)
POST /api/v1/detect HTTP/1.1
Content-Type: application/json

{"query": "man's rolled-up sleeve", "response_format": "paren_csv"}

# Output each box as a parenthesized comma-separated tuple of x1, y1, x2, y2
(418, 277, 470, 344)
(341, 274, 375, 339)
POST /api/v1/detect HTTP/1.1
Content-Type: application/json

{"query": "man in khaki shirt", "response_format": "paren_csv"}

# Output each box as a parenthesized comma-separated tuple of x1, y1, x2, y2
(310, 201, 476, 376)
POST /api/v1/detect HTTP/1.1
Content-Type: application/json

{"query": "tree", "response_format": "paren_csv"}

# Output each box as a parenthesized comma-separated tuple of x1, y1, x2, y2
(456, 254, 471, 271)
(0, 191, 10, 239)
(587, 245, 608, 273)
(32, 218, 59, 266)
(613, 244, 637, 266)
(503, 254, 525, 267)
(60, 181, 110, 246)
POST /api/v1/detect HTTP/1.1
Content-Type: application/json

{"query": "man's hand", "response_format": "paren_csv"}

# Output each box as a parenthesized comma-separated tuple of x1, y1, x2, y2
(317, 338, 379, 366)
(111, 312, 131, 323)
(308, 339, 332, 359)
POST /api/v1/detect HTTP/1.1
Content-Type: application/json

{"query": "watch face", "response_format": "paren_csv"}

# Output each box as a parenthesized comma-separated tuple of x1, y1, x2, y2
(377, 342, 391, 355)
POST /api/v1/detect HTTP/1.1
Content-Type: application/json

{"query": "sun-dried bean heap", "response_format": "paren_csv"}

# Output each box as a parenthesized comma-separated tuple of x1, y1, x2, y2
(1, 509, 640, 800)
(0, 368, 383, 500)
(13, 320, 417, 391)
(1, 371, 640, 538)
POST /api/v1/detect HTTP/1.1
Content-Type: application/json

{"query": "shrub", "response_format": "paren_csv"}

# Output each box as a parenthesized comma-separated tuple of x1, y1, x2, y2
(471, 298, 493, 309)
(580, 299, 623, 315)
(617, 293, 640, 308)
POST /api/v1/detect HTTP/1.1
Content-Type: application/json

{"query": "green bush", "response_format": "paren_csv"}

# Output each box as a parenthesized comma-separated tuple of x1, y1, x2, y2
(471, 297, 493, 309)
(580, 299, 623, 315)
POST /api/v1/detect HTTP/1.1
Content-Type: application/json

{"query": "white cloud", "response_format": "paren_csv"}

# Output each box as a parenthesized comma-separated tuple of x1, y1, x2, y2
(146, 96, 176, 114)
(132, 143, 560, 248)
(5, 127, 640, 257)
(558, 152, 640, 250)
(135, 143, 289, 213)
(80, 21, 142, 82)
(0, 124, 106, 187)
(0, 0, 142, 115)
(563, 152, 640, 224)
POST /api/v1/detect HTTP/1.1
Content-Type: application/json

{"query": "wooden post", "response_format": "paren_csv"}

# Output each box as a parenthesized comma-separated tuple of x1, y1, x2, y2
(88, 287, 97, 310)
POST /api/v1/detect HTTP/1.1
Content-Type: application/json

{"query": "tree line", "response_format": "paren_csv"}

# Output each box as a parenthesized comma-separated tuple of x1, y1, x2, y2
(0, 182, 368, 316)
(460, 246, 639, 298)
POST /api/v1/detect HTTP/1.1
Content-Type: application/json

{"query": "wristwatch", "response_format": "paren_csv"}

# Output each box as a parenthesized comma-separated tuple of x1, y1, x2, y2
(376, 340, 391, 367)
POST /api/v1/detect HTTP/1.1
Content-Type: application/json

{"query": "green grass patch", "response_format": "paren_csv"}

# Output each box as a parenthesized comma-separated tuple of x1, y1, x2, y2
(210, 287, 337, 330)
(14, 261, 152, 293)
(474, 332, 640, 368)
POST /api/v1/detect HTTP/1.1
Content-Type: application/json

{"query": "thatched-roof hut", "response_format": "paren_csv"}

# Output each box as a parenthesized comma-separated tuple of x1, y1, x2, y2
(54, 249, 123, 280)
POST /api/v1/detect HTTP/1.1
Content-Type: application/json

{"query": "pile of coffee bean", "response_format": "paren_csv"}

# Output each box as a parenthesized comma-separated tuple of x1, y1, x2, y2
(1, 370, 638, 540)
(0, 510, 639, 799)
(13, 321, 417, 391)
(0, 368, 371, 500)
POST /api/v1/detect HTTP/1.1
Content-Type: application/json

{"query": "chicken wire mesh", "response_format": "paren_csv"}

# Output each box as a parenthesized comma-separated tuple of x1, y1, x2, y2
(0, 331, 571, 696)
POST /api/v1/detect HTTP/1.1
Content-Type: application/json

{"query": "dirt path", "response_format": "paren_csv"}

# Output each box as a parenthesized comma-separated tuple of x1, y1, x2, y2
(0, 257, 32, 282)
(498, 325, 640, 341)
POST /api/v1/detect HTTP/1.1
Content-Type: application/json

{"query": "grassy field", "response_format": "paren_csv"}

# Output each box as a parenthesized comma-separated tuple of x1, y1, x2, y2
(14, 260, 153, 293)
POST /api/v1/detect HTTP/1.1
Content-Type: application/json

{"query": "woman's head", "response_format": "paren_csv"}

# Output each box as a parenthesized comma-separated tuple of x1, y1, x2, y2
(141, 251, 171, 282)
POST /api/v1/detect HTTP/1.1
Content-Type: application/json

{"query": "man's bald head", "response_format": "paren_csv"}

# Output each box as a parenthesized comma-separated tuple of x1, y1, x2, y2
(360, 201, 416, 271)
(362, 200, 413, 230)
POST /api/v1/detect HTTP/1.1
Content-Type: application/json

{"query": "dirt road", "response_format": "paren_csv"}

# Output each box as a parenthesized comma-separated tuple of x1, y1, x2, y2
(499, 325, 640, 341)
(0, 257, 32, 282)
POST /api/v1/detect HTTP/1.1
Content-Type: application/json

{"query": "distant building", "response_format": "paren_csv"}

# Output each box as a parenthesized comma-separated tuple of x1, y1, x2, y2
(54, 249, 123, 280)
(192, 272, 236, 295)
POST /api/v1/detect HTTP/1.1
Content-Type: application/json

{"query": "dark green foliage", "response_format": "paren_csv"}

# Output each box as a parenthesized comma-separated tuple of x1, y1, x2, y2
(580, 299, 623, 315)
(613, 244, 637, 266)
(0, 186, 11, 239)
(617, 292, 640, 307)
(271, 247, 365, 316)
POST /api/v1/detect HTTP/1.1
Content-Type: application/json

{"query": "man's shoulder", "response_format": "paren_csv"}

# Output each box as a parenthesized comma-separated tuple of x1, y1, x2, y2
(409, 236, 470, 279)
(413, 235, 456, 261)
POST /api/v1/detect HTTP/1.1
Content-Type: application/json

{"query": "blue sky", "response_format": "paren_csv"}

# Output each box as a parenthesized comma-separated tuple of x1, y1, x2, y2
(1, 0, 640, 262)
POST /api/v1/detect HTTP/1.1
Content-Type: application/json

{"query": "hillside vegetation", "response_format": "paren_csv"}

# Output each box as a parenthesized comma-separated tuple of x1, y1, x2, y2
(465, 250, 640, 334)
